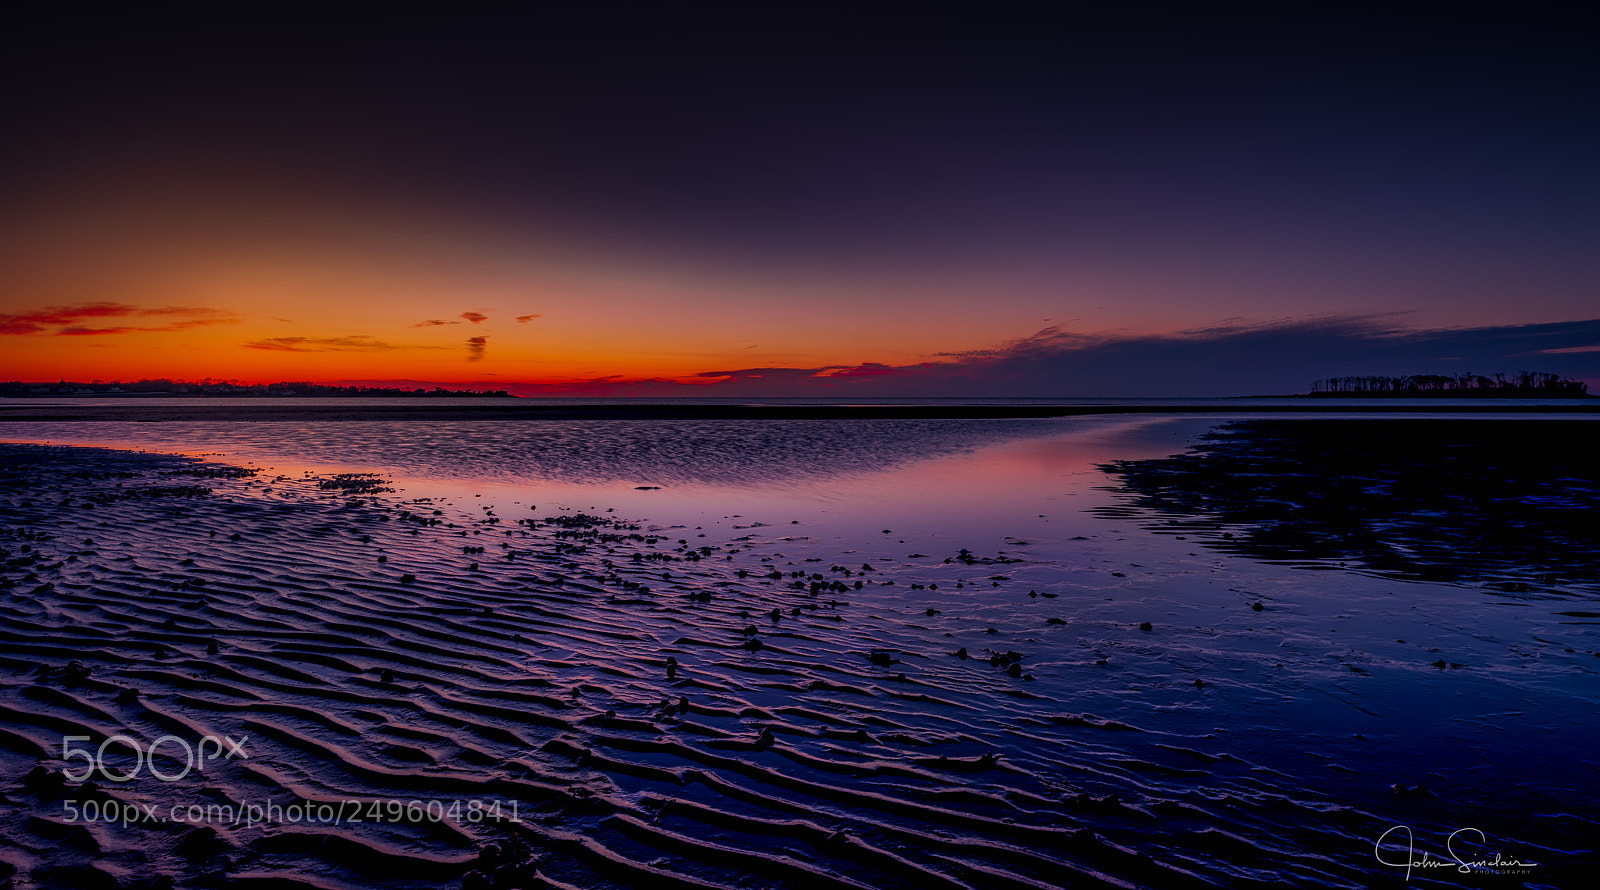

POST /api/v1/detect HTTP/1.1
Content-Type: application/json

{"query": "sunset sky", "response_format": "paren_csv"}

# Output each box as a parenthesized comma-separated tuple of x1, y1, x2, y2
(2, 3, 1597, 396)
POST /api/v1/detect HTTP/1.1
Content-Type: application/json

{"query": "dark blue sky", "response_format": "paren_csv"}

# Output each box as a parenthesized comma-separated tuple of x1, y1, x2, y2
(2, 3, 1597, 393)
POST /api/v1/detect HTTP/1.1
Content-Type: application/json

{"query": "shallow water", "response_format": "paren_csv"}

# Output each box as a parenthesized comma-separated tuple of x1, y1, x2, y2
(2, 414, 1202, 546)
(2, 416, 1596, 888)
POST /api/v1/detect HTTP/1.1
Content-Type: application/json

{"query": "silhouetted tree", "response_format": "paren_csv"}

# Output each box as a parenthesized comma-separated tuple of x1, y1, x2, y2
(1307, 371, 1587, 397)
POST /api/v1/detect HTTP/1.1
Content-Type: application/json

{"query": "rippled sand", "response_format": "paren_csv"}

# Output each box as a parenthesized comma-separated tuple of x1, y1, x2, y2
(2, 438, 1595, 889)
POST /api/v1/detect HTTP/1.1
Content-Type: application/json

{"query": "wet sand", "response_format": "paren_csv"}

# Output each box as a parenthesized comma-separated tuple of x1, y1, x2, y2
(2, 438, 1595, 888)
(1103, 419, 1600, 589)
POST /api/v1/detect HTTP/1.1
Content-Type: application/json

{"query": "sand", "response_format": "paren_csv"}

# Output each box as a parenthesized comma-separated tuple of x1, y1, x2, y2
(1, 435, 1595, 889)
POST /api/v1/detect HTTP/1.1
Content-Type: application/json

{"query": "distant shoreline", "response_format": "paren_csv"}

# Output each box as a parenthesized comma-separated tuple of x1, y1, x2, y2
(1289, 392, 1596, 400)
(3, 401, 1599, 422)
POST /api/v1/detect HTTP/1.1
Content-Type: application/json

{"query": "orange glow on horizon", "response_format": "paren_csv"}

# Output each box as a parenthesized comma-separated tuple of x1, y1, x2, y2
(4, 186, 1596, 396)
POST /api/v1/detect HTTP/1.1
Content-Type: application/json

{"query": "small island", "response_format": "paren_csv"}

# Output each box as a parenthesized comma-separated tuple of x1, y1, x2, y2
(1301, 371, 1590, 398)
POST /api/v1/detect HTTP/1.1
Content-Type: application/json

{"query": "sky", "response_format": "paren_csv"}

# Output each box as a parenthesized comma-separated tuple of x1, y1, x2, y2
(2, 3, 1597, 396)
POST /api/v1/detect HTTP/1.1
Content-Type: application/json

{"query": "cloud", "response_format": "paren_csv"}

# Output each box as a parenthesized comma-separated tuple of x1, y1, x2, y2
(466, 335, 487, 361)
(506, 316, 1600, 398)
(411, 319, 462, 327)
(139, 305, 223, 317)
(880, 315, 1600, 397)
(244, 336, 403, 352)
(818, 362, 904, 378)
(515, 314, 542, 323)
(59, 315, 238, 336)
(0, 302, 239, 336)
(1, 302, 138, 334)
(56, 326, 144, 336)
(693, 366, 845, 380)
(461, 312, 489, 324)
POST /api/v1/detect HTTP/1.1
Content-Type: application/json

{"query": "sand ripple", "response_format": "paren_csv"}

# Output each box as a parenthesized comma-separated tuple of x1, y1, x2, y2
(2, 442, 1592, 888)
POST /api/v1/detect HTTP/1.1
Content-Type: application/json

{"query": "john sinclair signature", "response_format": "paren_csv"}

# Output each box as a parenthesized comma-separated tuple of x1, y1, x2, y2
(1375, 826, 1540, 881)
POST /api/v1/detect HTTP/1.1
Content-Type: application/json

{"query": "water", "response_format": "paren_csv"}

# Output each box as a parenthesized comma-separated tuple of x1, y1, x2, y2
(3, 410, 1597, 887)
(2, 413, 1204, 543)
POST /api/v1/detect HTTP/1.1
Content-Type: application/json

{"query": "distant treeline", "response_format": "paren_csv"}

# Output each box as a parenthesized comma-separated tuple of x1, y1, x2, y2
(0, 379, 514, 397)
(1306, 371, 1588, 397)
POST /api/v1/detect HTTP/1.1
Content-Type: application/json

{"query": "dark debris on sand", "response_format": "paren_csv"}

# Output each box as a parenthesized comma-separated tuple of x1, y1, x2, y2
(1100, 420, 1600, 593)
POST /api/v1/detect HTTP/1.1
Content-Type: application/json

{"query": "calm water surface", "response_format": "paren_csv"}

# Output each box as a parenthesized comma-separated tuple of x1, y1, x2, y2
(5, 415, 1208, 547)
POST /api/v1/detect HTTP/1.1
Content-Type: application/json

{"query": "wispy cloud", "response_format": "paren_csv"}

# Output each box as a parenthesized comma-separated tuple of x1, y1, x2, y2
(53, 327, 144, 336)
(466, 335, 488, 361)
(0, 302, 238, 336)
(244, 336, 403, 353)
(140, 305, 223, 317)
(60, 316, 238, 336)
(505, 316, 1600, 398)
(461, 312, 488, 324)
(693, 366, 845, 380)
(411, 318, 462, 327)
(819, 362, 902, 378)
(2, 302, 137, 332)
(515, 314, 542, 323)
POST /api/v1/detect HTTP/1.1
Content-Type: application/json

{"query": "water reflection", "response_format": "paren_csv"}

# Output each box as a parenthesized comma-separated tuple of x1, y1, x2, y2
(4, 415, 1207, 564)
(9, 418, 1084, 488)
(1099, 419, 1600, 594)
